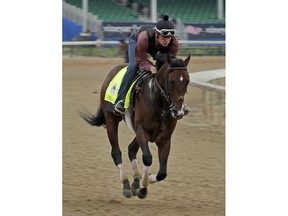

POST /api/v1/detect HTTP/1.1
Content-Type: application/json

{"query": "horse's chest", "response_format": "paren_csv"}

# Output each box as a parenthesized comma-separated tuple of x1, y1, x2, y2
(150, 122, 176, 142)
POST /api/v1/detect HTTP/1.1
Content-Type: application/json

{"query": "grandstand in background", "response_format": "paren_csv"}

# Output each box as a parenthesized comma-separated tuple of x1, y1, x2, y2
(62, 0, 225, 42)
(132, 0, 225, 24)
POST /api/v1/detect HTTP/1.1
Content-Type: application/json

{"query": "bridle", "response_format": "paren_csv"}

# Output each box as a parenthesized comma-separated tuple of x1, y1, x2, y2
(154, 67, 188, 118)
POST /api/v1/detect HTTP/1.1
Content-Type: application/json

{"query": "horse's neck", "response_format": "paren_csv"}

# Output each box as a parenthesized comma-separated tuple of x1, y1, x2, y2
(137, 65, 169, 111)
(155, 65, 169, 88)
(145, 77, 159, 101)
(149, 76, 169, 109)
(138, 77, 162, 107)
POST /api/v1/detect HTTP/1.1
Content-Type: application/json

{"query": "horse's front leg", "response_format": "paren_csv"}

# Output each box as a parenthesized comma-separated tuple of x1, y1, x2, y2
(149, 139, 171, 184)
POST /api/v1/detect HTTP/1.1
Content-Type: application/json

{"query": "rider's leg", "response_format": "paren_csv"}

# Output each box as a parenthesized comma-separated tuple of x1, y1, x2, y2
(114, 38, 137, 114)
(114, 64, 137, 114)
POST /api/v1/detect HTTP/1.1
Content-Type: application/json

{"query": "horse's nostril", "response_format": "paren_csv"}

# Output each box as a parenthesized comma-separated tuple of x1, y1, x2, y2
(171, 109, 182, 119)
(172, 109, 178, 115)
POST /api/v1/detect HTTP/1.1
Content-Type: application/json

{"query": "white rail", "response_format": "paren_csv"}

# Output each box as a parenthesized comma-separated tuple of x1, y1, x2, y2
(189, 69, 225, 93)
(189, 69, 225, 124)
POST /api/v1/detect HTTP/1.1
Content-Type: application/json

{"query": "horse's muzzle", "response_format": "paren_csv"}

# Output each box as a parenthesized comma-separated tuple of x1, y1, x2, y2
(171, 107, 185, 119)
(171, 104, 190, 119)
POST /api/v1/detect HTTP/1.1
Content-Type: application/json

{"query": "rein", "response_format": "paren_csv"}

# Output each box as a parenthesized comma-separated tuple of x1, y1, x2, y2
(155, 66, 187, 118)
(154, 78, 173, 118)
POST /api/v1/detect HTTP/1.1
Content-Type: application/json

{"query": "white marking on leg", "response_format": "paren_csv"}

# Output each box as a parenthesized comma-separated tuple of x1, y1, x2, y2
(131, 159, 141, 178)
(117, 164, 127, 182)
(142, 165, 150, 187)
(149, 174, 158, 183)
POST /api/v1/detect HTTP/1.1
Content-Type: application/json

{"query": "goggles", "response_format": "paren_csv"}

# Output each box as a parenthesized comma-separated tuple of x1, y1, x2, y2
(155, 27, 175, 37)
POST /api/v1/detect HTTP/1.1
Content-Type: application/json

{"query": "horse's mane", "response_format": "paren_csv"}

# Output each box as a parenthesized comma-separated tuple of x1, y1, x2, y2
(155, 54, 186, 70)
(169, 58, 186, 67)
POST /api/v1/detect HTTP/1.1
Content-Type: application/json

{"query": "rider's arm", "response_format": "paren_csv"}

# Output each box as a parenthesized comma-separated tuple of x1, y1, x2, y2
(135, 31, 155, 72)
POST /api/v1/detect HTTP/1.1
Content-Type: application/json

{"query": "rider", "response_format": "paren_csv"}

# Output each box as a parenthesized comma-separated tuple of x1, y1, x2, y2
(114, 15, 190, 115)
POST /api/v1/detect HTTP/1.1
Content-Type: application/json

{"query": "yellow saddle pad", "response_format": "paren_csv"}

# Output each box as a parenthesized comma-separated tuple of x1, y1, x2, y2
(104, 66, 138, 109)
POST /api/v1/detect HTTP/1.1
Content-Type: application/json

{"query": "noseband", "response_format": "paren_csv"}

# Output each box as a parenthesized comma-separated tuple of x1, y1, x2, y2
(154, 67, 188, 118)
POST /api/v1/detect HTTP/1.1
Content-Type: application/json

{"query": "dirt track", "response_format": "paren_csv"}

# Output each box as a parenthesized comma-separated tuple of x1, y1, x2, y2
(63, 56, 225, 216)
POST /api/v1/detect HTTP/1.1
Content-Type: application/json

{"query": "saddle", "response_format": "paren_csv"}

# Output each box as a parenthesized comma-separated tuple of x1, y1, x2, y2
(104, 67, 152, 113)
(125, 69, 153, 109)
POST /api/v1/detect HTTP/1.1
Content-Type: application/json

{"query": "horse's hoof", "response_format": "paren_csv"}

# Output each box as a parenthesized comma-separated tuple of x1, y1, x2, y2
(131, 178, 140, 196)
(122, 189, 132, 198)
(122, 179, 132, 198)
(137, 187, 147, 199)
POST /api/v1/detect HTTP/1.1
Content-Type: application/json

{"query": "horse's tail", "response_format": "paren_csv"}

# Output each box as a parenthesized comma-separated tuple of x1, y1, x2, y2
(79, 106, 106, 127)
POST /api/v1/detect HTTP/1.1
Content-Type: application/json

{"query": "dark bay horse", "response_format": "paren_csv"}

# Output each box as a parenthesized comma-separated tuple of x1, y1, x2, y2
(80, 54, 191, 199)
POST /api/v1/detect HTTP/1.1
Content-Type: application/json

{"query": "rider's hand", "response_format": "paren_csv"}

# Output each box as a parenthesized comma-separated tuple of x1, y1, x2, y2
(150, 66, 157, 74)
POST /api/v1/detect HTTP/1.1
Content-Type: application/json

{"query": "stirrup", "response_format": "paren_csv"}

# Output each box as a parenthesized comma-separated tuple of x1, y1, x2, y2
(114, 100, 125, 115)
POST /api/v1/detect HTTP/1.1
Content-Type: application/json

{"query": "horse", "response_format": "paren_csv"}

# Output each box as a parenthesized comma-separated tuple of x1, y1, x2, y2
(79, 54, 191, 199)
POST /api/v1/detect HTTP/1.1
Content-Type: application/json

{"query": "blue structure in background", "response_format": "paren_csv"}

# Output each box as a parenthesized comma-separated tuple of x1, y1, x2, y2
(62, 17, 82, 41)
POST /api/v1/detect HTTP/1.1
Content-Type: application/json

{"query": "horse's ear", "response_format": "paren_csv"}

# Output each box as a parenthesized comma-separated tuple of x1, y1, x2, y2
(184, 53, 191, 66)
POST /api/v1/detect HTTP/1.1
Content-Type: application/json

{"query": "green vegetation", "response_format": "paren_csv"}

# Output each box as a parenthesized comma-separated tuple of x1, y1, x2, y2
(63, 45, 225, 57)
(63, 45, 120, 57)
(178, 45, 225, 56)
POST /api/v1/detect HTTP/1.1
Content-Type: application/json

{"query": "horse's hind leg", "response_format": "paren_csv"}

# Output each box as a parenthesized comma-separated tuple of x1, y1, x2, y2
(128, 138, 141, 196)
(106, 113, 132, 198)
(135, 128, 153, 199)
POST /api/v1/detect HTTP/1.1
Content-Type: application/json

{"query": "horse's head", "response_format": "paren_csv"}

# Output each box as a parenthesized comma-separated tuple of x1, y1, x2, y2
(156, 54, 191, 119)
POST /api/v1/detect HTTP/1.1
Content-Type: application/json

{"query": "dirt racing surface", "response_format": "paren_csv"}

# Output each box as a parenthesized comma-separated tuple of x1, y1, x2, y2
(63, 56, 225, 216)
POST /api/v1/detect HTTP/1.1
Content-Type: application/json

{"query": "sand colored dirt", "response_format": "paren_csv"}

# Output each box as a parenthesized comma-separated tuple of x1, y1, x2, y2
(63, 56, 225, 216)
